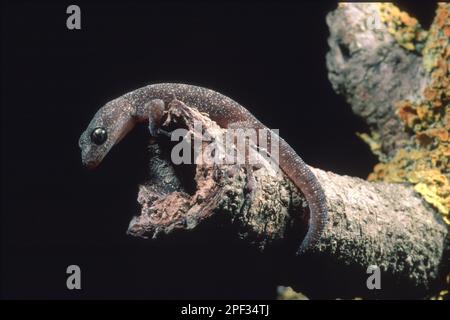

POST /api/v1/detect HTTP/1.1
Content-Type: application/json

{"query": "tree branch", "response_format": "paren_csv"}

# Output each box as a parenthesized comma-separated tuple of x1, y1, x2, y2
(126, 99, 447, 298)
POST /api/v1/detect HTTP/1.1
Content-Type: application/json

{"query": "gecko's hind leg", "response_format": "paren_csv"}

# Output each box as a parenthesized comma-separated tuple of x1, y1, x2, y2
(226, 121, 264, 201)
(155, 128, 172, 139)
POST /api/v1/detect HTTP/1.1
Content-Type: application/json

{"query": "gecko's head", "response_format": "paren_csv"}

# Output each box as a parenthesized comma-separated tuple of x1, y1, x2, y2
(79, 97, 135, 169)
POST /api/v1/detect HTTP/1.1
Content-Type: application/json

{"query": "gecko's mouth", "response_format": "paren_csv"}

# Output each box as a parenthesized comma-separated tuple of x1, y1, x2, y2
(82, 159, 100, 170)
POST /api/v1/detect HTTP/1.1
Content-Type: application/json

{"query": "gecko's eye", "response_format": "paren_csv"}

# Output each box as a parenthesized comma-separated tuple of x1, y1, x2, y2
(90, 127, 107, 145)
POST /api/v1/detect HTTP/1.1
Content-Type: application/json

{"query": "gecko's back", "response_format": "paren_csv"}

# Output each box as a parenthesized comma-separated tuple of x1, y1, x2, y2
(125, 83, 262, 129)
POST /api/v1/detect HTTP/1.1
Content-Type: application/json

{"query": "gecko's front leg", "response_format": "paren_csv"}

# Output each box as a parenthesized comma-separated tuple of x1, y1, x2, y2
(137, 99, 167, 138)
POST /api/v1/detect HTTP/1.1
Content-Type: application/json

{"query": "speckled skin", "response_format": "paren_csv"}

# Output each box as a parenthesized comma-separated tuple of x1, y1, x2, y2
(79, 83, 327, 254)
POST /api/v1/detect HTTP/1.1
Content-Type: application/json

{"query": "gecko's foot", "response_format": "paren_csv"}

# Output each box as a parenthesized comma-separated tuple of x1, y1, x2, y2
(156, 128, 172, 138)
(244, 164, 257, 200)
(149, 124, 172, 139)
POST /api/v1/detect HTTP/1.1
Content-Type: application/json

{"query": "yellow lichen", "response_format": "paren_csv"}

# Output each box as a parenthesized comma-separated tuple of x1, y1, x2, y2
(276, 286, 309, 300)
(357, 131, 385, 160)
(365, 3, 450, 299)
(368, 3, 450, 218)
(378, 3, 428, 53)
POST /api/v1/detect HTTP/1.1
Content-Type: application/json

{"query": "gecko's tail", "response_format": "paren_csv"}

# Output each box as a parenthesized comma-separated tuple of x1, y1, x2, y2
(296, 170, 328, 255)
(296, 169, 328, 255)
(277, 137, 328, 255)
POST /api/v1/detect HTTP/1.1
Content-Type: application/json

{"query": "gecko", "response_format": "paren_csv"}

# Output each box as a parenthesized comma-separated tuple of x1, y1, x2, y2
(78, 83, 327, 254)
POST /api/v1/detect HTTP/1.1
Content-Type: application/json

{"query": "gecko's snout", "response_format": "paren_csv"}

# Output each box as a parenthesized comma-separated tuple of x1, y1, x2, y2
(82, 159, 99, 170)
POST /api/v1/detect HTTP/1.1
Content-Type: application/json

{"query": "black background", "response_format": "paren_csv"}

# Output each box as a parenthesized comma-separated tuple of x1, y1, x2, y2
(1, 0, 437, 299)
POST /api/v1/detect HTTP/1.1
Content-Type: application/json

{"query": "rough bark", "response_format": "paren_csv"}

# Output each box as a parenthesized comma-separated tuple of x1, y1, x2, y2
(126, 99, 447, 298)
(326, 3, 430, 158)
(127, 100, 308, 250)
